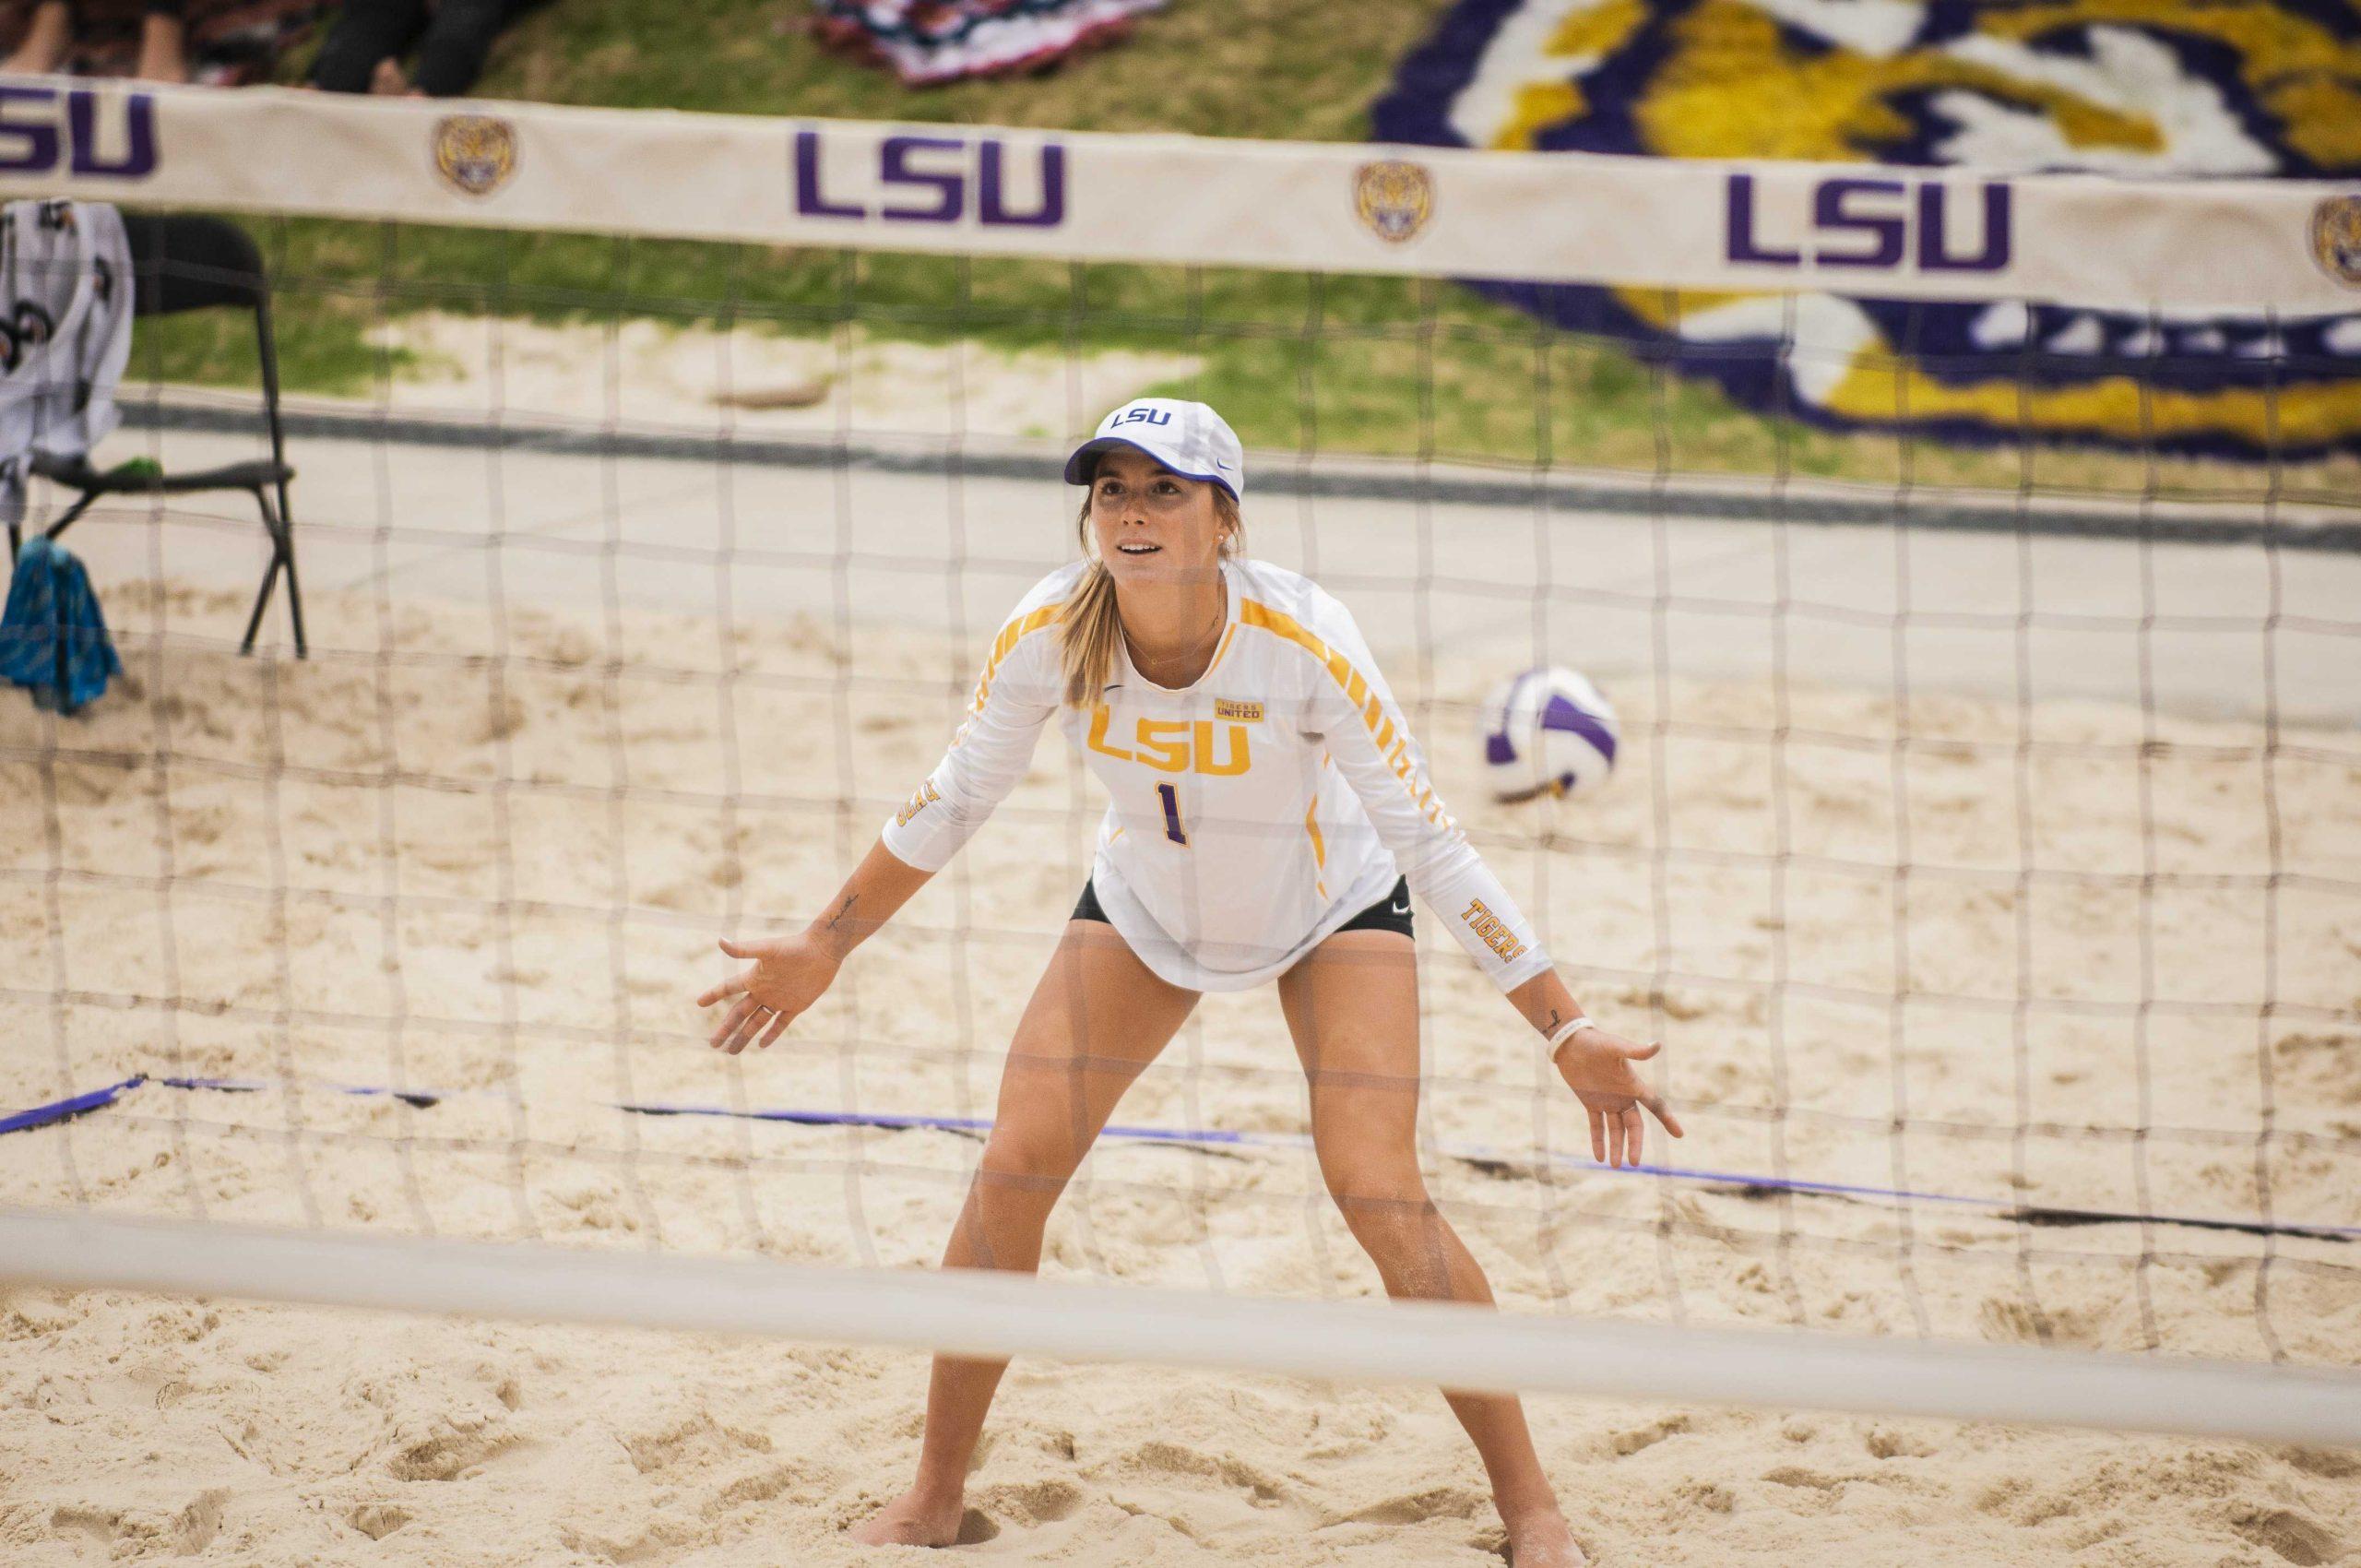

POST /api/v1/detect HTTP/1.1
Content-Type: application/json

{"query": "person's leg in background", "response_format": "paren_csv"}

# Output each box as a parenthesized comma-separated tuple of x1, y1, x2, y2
(6, 2, 74, 73)
(6, 0, 187, 80)
(305, 0, 426, 93)
(409, 0, 528, 98)
(135, 0, 186, 82)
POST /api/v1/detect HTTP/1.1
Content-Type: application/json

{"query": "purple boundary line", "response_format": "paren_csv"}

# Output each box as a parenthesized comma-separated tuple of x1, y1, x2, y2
(6, 1074, 2354, 1241)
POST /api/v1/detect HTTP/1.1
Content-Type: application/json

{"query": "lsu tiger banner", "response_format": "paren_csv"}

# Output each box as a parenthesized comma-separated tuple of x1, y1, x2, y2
(1371, 0, 2361, 460)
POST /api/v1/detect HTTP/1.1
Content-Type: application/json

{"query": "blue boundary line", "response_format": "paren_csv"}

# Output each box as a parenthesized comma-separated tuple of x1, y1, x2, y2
(0, 1075, 146, 1136)
(7, 1073, 2356, 1242)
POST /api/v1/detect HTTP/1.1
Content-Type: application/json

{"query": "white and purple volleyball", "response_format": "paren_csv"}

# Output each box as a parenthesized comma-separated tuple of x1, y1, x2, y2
(1482, 667, 1619, 802)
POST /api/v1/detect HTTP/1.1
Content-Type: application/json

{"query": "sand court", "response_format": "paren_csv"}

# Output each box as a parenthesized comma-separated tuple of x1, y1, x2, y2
(2, 404, 2358, 1564)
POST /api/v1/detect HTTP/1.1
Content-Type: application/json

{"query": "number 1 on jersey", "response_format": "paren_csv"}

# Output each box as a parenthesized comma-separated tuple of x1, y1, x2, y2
(1157, 782, 1188, 846)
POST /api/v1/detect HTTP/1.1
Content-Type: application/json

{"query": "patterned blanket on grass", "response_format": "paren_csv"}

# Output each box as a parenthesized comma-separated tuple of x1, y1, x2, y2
(1372, 1, 2361, 461)
(812, 0, 1164, 86)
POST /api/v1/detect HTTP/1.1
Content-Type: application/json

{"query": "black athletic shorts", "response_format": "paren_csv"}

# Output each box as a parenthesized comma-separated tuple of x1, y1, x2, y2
(1071, 875, 1414, 941)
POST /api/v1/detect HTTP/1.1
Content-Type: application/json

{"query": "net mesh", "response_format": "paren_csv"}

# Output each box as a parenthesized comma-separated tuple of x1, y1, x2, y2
(3, 115, 2359, 1413)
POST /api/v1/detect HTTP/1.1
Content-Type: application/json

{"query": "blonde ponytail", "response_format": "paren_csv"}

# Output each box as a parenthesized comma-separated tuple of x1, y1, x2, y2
(1059, 490, 1243, 707)
(1059, 522, 1123, 709)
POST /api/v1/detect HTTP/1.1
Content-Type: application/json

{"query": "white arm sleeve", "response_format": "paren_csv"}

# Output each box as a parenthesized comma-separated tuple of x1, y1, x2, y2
(1299, 607, 1554, 993)
(878, 604, 1062, 873)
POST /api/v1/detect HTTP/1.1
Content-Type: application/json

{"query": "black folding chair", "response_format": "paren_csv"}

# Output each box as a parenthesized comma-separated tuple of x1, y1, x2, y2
(12, 211, 304, 658)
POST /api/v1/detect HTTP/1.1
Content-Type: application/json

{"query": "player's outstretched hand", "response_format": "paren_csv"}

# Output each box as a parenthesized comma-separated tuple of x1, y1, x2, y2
(1553, 1026, 1682, 1170)
(697, 932, 840, 1054)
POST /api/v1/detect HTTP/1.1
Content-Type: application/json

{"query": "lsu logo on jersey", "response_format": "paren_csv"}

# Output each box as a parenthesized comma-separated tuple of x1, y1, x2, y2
(433, 115, 518, 197)
(1086, 706, 1252, 776)
(1370, 1, 2361, 459)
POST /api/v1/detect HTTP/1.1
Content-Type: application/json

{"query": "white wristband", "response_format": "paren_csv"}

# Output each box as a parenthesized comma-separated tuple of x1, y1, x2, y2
(1546, 1015, 1595, 1051)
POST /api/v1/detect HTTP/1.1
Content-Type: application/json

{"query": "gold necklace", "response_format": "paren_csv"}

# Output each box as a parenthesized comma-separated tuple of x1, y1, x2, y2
(1123, 589, 1226, 684)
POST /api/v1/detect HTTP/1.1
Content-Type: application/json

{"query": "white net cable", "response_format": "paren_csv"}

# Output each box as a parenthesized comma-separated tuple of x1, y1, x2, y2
(0, 84, 2357, 1454)
(6, 1208, 2359, 1449)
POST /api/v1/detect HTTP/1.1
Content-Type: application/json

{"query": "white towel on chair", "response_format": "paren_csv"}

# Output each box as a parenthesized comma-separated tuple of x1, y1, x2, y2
(0, 199, 135, 532)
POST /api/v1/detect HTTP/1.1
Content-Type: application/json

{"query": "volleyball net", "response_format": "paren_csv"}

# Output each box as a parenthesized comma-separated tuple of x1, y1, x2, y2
(1, 82, 2357, 1446)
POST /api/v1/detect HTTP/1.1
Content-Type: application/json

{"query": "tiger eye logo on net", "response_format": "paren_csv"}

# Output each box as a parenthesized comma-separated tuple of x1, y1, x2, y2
(2313, 196, 2361, 289)
(433, 115, 518, 197)
(1353, 160, 1434, 244)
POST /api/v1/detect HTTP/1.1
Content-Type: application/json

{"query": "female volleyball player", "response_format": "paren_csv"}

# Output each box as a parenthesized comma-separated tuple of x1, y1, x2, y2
(697, 398, 1680, 1566)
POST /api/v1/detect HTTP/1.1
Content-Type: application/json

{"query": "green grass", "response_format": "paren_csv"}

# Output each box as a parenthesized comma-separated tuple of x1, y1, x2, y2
(181, 0, 2342, 505)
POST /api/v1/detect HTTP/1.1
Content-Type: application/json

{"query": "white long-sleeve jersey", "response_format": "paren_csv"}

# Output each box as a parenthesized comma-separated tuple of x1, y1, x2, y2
(880, 556, 1553, 994)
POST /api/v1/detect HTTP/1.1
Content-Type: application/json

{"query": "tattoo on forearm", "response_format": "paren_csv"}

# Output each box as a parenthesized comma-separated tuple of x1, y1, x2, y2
(1543, 1007, 1562, 1038)
(825, 894, 857, 932)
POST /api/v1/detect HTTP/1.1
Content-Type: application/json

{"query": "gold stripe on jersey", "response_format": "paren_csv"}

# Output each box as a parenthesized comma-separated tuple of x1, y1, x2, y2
(1205, 621, 1240, 677)
(1238, 599, 1456, 833)
(1303, 796, 1328, 901)
(967, 603, 1064, 713)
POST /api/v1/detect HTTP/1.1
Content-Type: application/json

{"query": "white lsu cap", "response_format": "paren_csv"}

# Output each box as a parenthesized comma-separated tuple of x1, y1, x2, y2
(1063, 398, 1245, 503)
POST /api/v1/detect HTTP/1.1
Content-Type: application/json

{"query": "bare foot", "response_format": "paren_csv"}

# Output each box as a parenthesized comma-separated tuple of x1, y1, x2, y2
(1503, 1506, 1589, 1567)
(368, 55, 409, 95)
(848, 1488, 965, 1547)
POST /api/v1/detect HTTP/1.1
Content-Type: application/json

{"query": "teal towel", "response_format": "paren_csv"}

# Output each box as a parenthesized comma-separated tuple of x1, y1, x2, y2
(0, 536, 122, 715)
